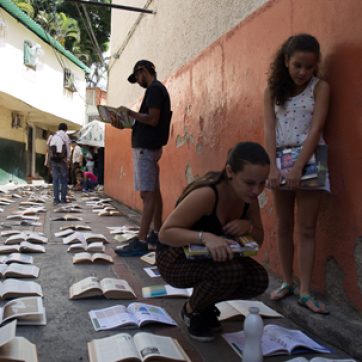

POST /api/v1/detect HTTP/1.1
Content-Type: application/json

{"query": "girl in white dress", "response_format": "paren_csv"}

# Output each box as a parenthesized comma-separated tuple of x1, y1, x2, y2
(264, 34, 330, 314)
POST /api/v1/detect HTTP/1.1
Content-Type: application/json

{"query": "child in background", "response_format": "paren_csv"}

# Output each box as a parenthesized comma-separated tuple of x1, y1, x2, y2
(81, 171, 98, 192)
(157, 142, 270, 342)
(264, 34, 330, 313)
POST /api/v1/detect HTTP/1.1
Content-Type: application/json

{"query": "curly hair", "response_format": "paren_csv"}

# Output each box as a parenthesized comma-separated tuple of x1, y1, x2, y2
(267, 34, 320, 106)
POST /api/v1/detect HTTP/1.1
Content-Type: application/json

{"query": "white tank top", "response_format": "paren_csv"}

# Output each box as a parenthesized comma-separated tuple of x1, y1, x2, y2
(275, 76, 325, 147)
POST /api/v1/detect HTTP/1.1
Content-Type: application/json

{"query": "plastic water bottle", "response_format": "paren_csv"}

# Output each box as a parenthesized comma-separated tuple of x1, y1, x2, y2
(242, 307, 263, 362)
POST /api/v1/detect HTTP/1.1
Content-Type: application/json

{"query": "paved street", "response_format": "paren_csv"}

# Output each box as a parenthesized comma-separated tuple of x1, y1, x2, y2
(0, 185, 358, 361)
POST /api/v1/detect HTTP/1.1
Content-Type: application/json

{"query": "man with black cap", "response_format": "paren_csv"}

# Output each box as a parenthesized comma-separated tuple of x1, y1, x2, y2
(112, 60, 172, 256)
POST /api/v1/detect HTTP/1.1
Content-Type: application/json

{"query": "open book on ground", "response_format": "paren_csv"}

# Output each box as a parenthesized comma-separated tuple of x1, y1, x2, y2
(67, 242, 105, 253)
(97, 105, 135, 128)
(0, 243, 45, 254)
(54, 207, 81, 214)
(216, 300, 282, 321)
(0, 296, 46, 326)
(55, 225, 92, 238)
(89, 302, 177, 331)
(184, 235, 259, 259)
(73, 252, 113, 264)
(142, 285, 192, 299)
(143, 266, 161, 278)
(59, 224, 91, 231)
(0, 253, 33, 265)
(97, 210, 121, 217)
(140, 252, 156, 265)
(92, 206, 117, 213)
(52, 215, 83, 221)
(88, 332, 191, 362)
(69, 277, 136, 300)
(0, 279, 42, 299)
(6, 215, 39, 221)
(0, 263, 39, 278)
(5, 232, 48, 245)
(15, 207, 46, 215)
(223, 324, 330, 357)
(1, 230, 24, 237)
(63, 232, 108, 245)
(108, 226, 139, 235)
(114, 234, 138, 244)
(0, 320, 38, 362)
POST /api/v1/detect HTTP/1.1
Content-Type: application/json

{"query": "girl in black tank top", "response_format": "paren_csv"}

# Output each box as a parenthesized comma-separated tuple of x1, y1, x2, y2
(156, 142, 270, 342)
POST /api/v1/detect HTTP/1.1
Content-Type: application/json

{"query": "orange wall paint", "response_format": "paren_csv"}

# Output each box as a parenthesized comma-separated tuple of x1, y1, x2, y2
(105, 0, 362, 310)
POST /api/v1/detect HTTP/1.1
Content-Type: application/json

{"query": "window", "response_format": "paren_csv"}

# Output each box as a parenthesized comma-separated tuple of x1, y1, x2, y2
(64, 68, 76, 92)
(24, 40, 41, 70)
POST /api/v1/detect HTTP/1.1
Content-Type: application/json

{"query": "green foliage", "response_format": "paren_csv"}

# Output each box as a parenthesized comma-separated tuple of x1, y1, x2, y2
(12, 0, 110, 73)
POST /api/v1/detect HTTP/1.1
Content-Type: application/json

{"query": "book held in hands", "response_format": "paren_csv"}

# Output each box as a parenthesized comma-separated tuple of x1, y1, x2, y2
(89, 302, 177, 331)
(223, 324, 330, 357)
(97, 105, 135, 129)
(88, 332, 190, 362)
(69, 277, 136, 300)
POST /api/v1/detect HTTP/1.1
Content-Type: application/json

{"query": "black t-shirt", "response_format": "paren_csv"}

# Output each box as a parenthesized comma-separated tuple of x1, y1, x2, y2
(131, 80, 172, 150)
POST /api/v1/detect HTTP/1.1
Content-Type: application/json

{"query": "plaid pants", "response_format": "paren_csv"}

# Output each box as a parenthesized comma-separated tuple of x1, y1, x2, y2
(156, 247, 268, 312)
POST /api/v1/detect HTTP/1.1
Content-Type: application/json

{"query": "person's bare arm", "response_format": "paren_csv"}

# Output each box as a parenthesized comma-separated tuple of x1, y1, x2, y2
(286, 80, 330, 188)
(264, 87, 281, 188)
(159, 187, 235, 261)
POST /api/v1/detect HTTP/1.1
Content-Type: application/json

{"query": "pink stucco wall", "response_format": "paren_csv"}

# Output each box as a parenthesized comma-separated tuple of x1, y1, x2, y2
(105, 0, 362, 310)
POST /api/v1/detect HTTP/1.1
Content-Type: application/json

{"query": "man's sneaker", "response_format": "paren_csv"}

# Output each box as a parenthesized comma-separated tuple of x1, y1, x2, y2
(202, 305, 222, 333)
(180, 303, 215, 342)
(115, 237, 148, 257)
(147, 230, 160, 251)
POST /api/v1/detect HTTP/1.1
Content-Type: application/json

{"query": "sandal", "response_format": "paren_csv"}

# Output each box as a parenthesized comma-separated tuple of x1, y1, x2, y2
(298, 294, 329, 314)
(270, 282, 296, 301)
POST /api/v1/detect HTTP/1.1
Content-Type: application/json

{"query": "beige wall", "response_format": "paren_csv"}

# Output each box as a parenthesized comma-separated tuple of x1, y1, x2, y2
(108, 0, 267, 106)
(0, 10, 86, 126)
(0, 106, 25, 143)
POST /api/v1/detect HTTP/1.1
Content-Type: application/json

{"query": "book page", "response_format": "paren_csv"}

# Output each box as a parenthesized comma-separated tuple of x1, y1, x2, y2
(263, 325, 330, 355)
(0, 319, 16, 349)
(89, 305, 137, 331)
(54, 229, 74, 238)
(63, 232, 86, 245)
(128, 303, 177, 327)
(134, 333, 186, 362)
(2, 297, 44, 323)
(223, 300, 282, 318)
(143, 266, 161, 278)
(0, 264, 7, 276)
(0, 336, 38, 362)
(6, 253, 33, 265)
(73, 252, 92, 264)
(69, 277, 102, 299)
(19, 242, 46, 253)
(5, 263, 39, 278)
(1, 279, 43, 299)
(100, 278, 136, 299)
(86, 242, 105, 253)
(85, 233, 108, 243)
(88, 333, 140, 362)
(91, 253, 113, 263)
(140, 252, 156, 265)
(0, 246, 19, 254)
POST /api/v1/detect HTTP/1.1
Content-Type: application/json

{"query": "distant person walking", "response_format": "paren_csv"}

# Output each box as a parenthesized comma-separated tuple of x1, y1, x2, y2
(71, 140, 83, 187)
(49, 123, 70, 204)
(111, 60, 172, 256)
(264, 34, 330, 313)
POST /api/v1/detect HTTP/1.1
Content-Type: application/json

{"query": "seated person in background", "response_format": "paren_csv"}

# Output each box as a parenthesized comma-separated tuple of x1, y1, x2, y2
(157, 142, 270, 342)
(81, 171, 98, 191)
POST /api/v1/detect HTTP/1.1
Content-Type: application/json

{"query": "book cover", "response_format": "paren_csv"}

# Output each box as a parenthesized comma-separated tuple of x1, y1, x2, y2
(97, 105, 135, 129)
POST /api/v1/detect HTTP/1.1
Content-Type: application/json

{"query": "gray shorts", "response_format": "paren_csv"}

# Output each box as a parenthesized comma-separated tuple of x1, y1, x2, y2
(132, 148, 162, 192)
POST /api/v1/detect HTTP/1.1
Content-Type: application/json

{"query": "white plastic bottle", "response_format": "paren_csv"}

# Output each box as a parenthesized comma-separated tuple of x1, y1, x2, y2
(242, 306, 263, 362)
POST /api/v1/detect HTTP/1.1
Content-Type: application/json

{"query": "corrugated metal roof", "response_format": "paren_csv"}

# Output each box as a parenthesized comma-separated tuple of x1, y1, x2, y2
(0, 0, 91, 73)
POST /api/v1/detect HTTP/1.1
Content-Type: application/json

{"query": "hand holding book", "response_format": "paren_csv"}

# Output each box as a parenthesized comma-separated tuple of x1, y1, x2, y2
(97, 105, 135, 129)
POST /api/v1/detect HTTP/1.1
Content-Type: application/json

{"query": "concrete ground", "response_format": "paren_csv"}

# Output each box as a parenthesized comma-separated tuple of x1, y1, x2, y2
(0, 186, 360, 362)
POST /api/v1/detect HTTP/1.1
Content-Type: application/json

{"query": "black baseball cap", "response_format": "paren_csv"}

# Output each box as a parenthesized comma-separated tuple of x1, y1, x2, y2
(127, 60, 156, 83)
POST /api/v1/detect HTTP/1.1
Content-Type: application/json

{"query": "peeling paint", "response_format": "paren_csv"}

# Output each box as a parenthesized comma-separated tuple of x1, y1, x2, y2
(258, 190, 268, 209)
(119, 165, 126, 179)
(185, 162, 194, 185)
(175, 126, 194, 148)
